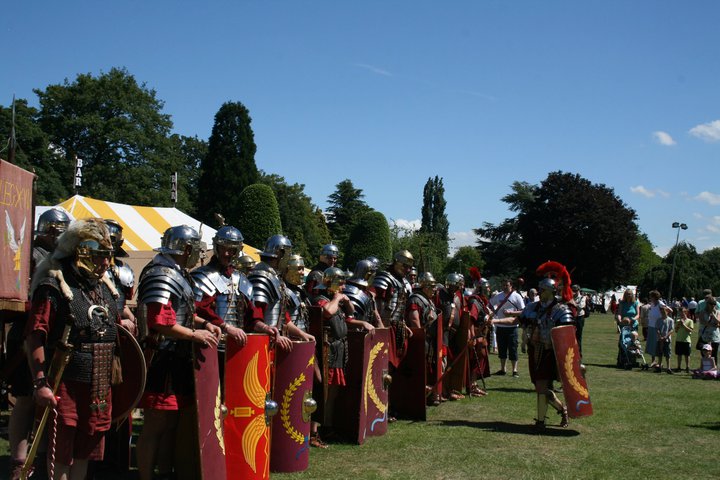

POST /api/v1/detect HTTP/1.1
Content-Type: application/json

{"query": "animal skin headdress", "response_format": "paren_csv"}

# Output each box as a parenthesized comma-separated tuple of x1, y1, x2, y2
(30, 218, 117, 300)
(535, 260, 572, 302)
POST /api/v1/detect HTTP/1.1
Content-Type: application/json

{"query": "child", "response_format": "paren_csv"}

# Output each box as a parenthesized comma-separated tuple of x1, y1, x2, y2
(627, 331, 648, 369)
(656, 313, 674, 374)
(675, 307, 694, 373)
(691, 344, 718, 379)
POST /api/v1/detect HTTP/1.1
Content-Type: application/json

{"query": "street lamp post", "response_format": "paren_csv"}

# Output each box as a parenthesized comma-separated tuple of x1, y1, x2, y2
(667, 221, 688, 304)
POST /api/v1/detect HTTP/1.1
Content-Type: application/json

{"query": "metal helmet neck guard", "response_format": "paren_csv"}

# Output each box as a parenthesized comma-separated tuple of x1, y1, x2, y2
(213, 225, 244, 264)
(319, 243, 339, 264)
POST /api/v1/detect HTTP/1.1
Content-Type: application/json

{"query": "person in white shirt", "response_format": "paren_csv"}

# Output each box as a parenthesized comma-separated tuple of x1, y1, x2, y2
(490, 279, 525, 376)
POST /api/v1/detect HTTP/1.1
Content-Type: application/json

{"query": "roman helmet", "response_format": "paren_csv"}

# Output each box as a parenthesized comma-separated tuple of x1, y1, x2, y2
(156, 225, 203, 268)
(445, 272, 464, 291)
(349, 259, 377, 288)
(320, 267, 346, 295)
(36, 208, 71, 245)
(418, 271, 437, 295)
(285, 254, 306, 287)
(213, 226, 244, 264)
(319, 243, 339, 265)
(104, 219, 128, 257)
(261, 234, 293, 272)
(391, 250, 414, 276)
(536, 261, 572, 303)
(234, 253, 257, 274)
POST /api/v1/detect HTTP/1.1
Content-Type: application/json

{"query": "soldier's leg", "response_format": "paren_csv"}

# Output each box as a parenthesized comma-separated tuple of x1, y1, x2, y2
(8, 396, 34, 470)
(545, 389, 568, 427)
(534, 380, 549, 427)
(137, 409, 178, 480)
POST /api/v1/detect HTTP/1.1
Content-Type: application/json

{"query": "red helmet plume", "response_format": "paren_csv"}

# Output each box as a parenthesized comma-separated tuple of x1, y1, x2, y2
(535, 260, 572, 302)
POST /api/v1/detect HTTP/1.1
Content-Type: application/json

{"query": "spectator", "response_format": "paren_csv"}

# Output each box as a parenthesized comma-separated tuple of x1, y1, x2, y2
(646, 290, 671, 369)
(691, 344, 718, 379)
(656, 309, 674, 374)
(674, 307, 694, 373)
(688, 297, 698, 320)
(639, 297, 650, 340)
(697, 295, 720, 363)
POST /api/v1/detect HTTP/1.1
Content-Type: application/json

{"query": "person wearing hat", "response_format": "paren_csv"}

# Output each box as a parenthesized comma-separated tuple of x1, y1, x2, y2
(305, 243, 339, 300)
(691, 344, 718, 379)
(25, 219, 127, 479)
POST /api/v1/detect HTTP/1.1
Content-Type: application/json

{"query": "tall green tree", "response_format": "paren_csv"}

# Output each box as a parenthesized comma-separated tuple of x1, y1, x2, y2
(260, 172, 330, 261)
(391, 226, 447, 277)
(236, 184, 282, 249)
(627, 233, 662, 285)
(167, 134, 207, 216)
(34, 68, 182, 206)
(198, 101, 260, 226)
(0, 98, 68, 204)
(326, 179, 372, 261)
(419, 176, 449, 259)
(345, 211, 392, 269)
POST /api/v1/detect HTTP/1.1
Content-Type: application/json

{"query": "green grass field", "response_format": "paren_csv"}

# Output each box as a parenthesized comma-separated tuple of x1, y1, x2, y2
(3, 313, 717, 479)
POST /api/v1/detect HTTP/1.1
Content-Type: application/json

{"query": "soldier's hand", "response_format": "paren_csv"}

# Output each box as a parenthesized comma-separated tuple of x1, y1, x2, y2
(405, 324, 413, 338)
(33, 386, 57, 408)
(363, 322, 375, 335)
(226, 324, 247, 346)
(276, 335, 293, 352)
(120, 318, 137, 336)
(206, 322, 222, 338)
(302, 333, 315, 343)
(193, 329, 219, 348)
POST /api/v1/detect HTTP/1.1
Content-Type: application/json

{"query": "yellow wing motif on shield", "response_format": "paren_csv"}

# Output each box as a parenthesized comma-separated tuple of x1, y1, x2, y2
(241, 351, 266, 473)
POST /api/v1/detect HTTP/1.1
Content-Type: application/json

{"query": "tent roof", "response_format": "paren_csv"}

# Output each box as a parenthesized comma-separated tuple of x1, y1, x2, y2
(36, 195, 260, 261)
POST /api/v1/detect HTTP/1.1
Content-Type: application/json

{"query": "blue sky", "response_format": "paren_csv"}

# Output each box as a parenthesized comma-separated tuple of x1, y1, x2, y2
(3, 1, 719, 257)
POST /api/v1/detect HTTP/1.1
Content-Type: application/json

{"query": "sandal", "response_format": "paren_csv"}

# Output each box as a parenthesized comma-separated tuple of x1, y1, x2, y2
(448, 391, 465, 401)
(559, 406, 569, 428)
(532, 419, 546, 432)
(309, 434, 329, 449)
(469, 386, 487, 397)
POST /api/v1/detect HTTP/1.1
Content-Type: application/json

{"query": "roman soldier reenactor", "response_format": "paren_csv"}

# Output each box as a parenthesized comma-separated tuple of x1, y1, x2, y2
(305, 243, 339, 300)
(466, 267, 492, 397)
(406, 272, 441, 404)
(373, 250, 414, 362)
(344, 259, 382, 327)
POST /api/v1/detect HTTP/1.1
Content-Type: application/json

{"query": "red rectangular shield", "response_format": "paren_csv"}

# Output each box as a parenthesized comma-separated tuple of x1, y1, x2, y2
(193, 341, 226, 480)
(551, 325, 593, 418)
(270, 340, 316, 472)
(362, 328, 390, 438)
(224, 334, 272, 479)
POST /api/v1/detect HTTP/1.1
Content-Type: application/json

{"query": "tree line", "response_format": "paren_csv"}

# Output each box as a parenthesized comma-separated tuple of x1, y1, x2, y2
(2, 67, 715, 298)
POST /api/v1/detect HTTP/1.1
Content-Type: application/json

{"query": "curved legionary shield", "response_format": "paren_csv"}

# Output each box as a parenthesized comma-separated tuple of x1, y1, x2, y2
(270, 340, 316, 473)
(224, 334, 273, 480)
(389, 327, 426, 420)
(192, 341, 226, 480)
(551, 325, 593, 418)
(362, 327, 390, 439)
(111, 325, 146, 424)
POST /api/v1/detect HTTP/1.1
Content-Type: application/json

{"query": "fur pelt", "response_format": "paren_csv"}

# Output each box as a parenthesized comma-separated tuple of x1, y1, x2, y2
(30, 218, 115, 301)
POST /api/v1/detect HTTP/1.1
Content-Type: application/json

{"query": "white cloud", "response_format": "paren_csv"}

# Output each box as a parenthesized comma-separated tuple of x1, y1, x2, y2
(391, 218, 421, 231)
(652, 131, 676, 146)
(630, 185, 656, 198)
(693, 212, 703, 219)
(707, 224, 720, 234)
(695, 191, 720, 206)
(353, 63, 393, 77)
(689, 120, 720, 142)
(713, 216, 720, 224)
(449, 230, 477, 253)
(657, 190, 670, 198)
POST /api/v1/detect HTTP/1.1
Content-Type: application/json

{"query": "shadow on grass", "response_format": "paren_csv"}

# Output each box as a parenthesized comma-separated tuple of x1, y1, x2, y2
(437, 419, 581, 437)
(489, 387, 535, 394)
(584, 362, 621, 370)
(687, 421, 720, 431)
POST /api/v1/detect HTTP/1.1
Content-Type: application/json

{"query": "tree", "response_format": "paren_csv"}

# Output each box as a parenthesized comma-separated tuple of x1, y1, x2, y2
(326, 179, 372, 261)
(477, 172, 641, 289)
(259, 172, 330, 261)
(390, 226, 447, 277)
(475, 181, 537, 279)
(444, 246, 484, 280)
(35, 68, 182, 206)
(627, 233, 662, 286)
(419, 176, 449, 258)
(344, 211, 392, 269)
(197, 101, 259, 226)
(236, 184, 282, 249)
(0, 98, 68, 204)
